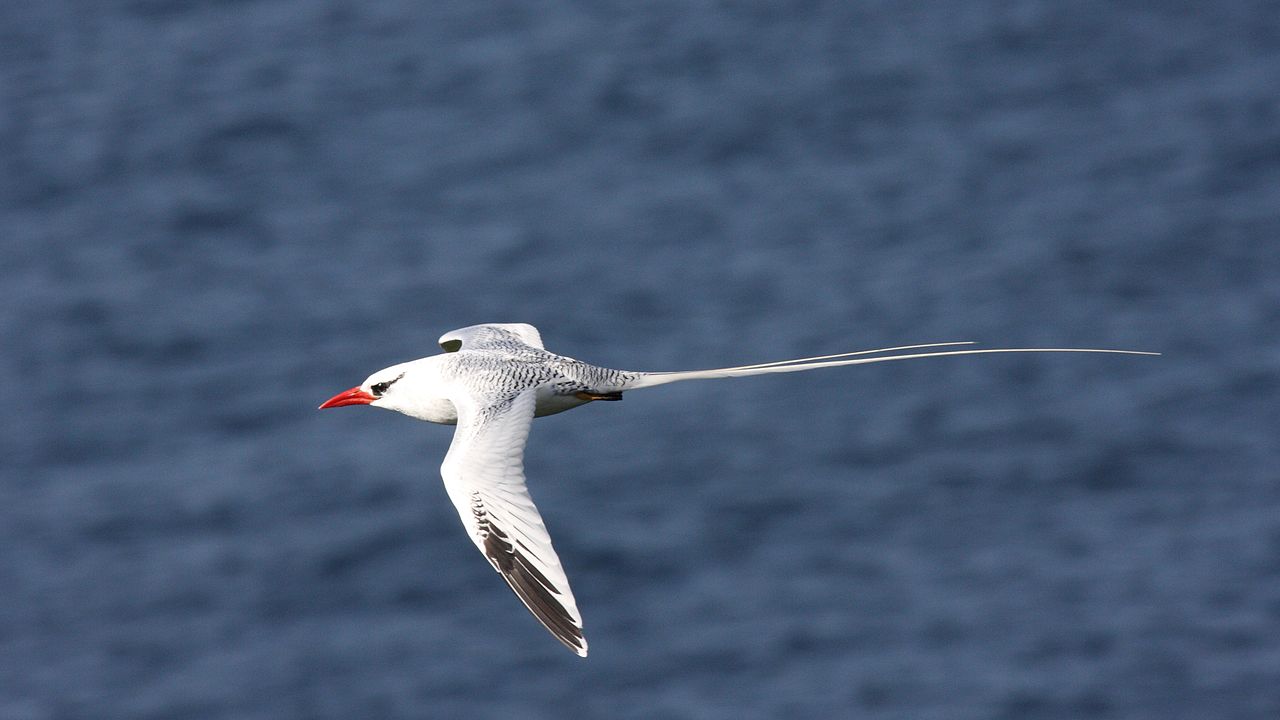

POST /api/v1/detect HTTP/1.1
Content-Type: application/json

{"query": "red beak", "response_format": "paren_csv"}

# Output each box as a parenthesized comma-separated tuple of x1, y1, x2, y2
(318, 386, 376, 409)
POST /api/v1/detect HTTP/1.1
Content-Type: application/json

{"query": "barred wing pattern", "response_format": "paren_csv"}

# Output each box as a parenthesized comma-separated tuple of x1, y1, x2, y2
(439, 386, 587, 656)
(438, 323, 545, 352)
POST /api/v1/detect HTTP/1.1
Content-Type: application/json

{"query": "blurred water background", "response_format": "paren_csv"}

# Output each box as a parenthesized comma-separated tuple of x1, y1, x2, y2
(3, 1, 1279, 718)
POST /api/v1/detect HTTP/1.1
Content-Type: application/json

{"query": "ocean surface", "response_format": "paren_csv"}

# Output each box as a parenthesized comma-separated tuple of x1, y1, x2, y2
(3, 2, 1278, 718)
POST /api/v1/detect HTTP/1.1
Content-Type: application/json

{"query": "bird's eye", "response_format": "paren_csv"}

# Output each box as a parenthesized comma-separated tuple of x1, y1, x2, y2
(368, 372, 404, 397)
(440, 339, 463, 353)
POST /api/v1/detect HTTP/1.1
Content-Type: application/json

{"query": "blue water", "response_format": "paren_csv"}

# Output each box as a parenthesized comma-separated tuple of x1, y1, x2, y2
(3, 2, 1279, 718)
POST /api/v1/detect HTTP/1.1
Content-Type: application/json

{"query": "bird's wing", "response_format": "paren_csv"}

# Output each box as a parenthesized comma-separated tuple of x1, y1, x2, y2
(438, 323, 544, 353)
(439, 385, 586, 656)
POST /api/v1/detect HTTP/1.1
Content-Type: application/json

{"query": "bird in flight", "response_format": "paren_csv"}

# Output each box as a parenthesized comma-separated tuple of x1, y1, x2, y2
(319, 323, 1155, 657)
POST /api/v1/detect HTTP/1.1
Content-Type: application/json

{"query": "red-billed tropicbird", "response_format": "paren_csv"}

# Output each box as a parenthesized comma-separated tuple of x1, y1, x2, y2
(319, 322, 1155, 657)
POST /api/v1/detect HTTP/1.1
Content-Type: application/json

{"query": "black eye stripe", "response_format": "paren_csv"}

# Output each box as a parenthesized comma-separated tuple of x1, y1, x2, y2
(369, 372, 405, 397)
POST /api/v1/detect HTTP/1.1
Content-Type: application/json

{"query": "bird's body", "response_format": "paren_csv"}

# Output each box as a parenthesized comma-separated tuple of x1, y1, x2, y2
(365, 325, 638, 425)
(319, 322, 1156, 657)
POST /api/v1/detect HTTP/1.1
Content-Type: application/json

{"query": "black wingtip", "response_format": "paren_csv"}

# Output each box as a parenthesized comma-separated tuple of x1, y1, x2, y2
(483, 523, 588, 657)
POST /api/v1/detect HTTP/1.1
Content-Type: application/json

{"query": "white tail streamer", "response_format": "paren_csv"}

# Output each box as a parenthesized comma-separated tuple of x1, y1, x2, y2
(626, 345, 1159, 391)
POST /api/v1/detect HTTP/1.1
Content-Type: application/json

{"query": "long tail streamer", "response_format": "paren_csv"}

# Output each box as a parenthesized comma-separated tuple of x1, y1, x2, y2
(626, 344, 1158, 391)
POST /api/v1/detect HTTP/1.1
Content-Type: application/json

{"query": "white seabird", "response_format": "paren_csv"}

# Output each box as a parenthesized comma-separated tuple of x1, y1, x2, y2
(320, 322, 1156, 656)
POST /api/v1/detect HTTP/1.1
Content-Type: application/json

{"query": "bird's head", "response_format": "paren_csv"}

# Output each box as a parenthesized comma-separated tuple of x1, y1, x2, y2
(318, 357, 457, 424)
(318, 364, 408, 409)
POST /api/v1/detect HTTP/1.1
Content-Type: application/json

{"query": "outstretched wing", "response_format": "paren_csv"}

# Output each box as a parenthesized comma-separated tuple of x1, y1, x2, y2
(438, 323, 544, 353)
(439, 386, 587, 656)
